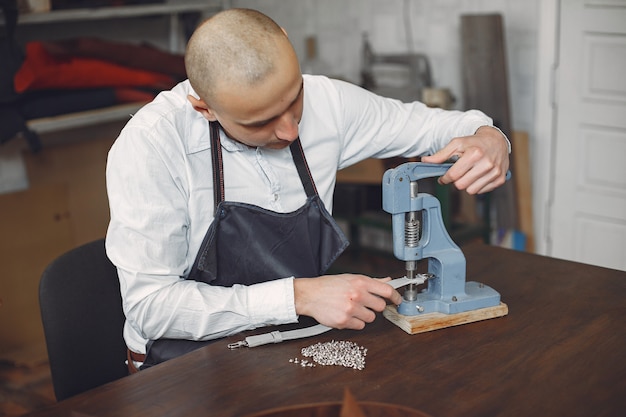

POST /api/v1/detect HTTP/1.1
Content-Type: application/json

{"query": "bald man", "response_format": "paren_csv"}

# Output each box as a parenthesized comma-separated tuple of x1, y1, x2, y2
(106, 8, 510, 370)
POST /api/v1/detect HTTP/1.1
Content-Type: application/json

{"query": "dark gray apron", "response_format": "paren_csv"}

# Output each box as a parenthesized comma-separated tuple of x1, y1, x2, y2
(141, 121, 348, 368)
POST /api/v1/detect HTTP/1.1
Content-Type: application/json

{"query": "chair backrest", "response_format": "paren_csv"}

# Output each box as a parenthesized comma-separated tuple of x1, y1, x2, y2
(39, 238, 128, 401)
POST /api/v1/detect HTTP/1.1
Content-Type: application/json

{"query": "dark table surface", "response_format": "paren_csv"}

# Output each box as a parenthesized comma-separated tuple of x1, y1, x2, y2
(26, 243, 626, 417)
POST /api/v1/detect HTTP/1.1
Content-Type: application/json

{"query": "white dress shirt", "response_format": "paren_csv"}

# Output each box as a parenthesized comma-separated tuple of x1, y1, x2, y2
(105, 74, 494, 353)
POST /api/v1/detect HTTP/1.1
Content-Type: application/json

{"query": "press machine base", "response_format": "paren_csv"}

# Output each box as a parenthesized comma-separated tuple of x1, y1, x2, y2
(383, 302, 508, 335)
(381, 162, 508, 335)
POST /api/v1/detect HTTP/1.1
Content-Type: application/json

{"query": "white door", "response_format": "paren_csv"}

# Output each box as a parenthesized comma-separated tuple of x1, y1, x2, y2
(549, 0, 626, 271)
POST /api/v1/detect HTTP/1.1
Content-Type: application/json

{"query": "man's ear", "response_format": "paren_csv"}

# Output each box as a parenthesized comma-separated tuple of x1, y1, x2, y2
(187, 95, 218, 121)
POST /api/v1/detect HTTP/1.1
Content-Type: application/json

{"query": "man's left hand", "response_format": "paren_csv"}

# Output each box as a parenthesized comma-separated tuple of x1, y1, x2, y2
(421, 125, 510, 195)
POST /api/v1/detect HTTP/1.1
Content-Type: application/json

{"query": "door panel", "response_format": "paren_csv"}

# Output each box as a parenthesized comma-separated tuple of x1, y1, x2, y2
(550, 0, 626, 271)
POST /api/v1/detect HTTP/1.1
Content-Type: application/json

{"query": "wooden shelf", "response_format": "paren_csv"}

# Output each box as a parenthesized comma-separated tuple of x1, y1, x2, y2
(26, 102, 146, 134)
(5, 1, 224, 52)
(16, 2, 222, 25)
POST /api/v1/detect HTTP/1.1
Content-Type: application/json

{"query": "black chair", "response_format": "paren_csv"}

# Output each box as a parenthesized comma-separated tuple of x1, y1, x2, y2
(39, 238, 128, 401)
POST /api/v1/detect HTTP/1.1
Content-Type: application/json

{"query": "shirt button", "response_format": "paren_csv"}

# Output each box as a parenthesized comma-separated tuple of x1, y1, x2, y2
(273, 193, 279, 201)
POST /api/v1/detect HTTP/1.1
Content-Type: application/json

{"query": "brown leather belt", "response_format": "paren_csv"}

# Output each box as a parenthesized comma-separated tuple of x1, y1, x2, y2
(127, 349, 146, 374)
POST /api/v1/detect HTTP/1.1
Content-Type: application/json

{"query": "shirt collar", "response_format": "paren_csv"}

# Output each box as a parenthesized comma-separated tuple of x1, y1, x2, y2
(219, 130, 249, 152)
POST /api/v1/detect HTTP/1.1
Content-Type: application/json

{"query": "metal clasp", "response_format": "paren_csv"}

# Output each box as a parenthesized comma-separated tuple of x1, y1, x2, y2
(227, 340, 248, 349)
(417, 273, 434, 281)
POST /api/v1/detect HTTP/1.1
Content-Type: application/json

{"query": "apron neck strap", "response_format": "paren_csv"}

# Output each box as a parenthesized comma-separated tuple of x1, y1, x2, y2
(289, 138, 318, 198)
(210, 121, 225, 211)
(209, 121, 318, 211)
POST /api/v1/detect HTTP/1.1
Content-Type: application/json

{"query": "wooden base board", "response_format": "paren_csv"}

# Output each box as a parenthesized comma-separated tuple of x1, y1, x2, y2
(383, 302, 509, 335)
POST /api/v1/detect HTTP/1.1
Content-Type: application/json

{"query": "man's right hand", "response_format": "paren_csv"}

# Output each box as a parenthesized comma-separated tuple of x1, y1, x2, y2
(293, 274, 402, 330)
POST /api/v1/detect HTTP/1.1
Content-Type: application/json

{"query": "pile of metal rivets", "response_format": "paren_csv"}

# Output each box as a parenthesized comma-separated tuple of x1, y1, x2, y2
(292, 340, 367, 370)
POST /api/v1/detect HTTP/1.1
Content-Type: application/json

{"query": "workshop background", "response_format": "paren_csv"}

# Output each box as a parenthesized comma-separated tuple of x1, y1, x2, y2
(1, 0, 625, 415)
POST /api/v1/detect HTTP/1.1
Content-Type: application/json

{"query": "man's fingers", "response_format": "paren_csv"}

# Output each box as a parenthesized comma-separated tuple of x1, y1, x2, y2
(372, 278, 402, 305)
(421, 145, 460, 164)
(421, 152, 449, 164)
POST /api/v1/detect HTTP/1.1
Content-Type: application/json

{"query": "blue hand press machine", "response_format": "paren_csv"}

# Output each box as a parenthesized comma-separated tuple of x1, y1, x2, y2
(381, 162, 508, 334)
(228, 162, 509, 348)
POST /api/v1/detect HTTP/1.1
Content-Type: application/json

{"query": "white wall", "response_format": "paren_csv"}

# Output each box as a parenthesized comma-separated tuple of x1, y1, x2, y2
(231, 0, 545, 251)
(231, 0, 540, 136)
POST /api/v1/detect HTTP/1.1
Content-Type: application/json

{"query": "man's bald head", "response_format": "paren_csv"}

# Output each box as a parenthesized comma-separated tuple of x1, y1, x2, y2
(185, 8, 297, 105)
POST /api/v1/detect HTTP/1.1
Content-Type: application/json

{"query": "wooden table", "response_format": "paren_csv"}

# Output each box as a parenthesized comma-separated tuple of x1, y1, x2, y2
(26, 244, 626, 417)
